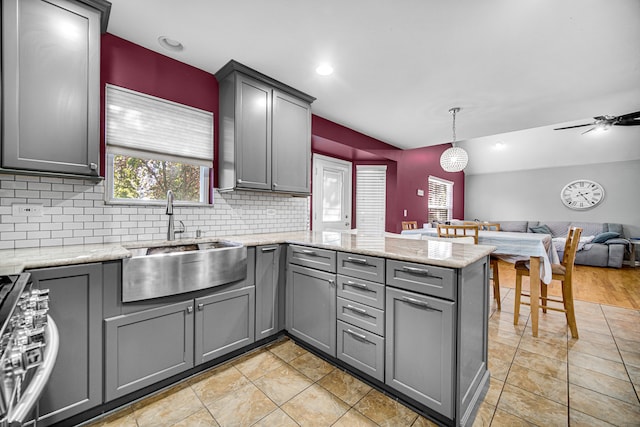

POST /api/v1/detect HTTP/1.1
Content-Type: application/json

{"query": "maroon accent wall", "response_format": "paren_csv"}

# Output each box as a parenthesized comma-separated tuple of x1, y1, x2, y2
(100, 33, 219, 189)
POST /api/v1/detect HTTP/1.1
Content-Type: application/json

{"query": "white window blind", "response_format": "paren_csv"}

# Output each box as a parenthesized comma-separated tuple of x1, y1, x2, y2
(428, 176, 453, 222)
(105, 84, 214, 167)
(356, 165, 387, 233)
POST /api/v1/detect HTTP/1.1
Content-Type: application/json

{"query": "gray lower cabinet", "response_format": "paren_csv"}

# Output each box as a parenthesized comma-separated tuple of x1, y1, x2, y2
(385, 286, 455, 419)
(286, 264, 336, 357)
(1, 0, 107, 177)
(195, 285, 255, 363)
(255, 245, 285, 340)
(336, 320, 384, 381)
(27, 263, 103, 426)
(104, 301, 195, 401)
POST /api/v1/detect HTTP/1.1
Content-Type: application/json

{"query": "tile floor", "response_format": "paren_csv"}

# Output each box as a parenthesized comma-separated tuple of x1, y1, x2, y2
(86, 287, 640, 427)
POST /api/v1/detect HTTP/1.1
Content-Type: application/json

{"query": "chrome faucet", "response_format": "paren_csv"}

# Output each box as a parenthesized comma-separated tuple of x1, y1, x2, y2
(166, 190, 185, 240)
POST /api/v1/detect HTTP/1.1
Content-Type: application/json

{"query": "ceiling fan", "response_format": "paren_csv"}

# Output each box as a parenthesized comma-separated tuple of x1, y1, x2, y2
(554, 111, 640, 134)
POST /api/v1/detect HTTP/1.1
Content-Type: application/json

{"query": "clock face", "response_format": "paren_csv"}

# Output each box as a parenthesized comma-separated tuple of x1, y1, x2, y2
(560, 179, 605, 210)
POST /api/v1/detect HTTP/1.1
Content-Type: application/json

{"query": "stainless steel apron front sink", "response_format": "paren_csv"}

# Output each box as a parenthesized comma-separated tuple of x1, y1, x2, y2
(122, 241, 247, 302)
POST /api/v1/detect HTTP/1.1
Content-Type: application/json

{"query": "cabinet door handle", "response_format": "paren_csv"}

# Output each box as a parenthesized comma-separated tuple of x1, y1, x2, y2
(402, 266, 430, 275)
(261, 246, 277, 252)
(237, 179, 243, 184)
(347, 256, 368, 265)
(402, 296, 433, 309)
(346, 304, 368, 315)
(197, 303, 204, 311)
(187, 306, 194, 313)
(89, 162, 98, 170)
(346, 329, 369, 341)
(328, 278, 336, 287)
(273, 182, 278, 187)
(295, 249, 317, 256)
(345, 280, 371, 291)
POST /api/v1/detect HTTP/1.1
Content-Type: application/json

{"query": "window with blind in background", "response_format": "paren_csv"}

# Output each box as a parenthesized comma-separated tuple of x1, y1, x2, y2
(356, 165, 387, 233)
(105, 84, 214, 204)
(428, 176, 453, 222)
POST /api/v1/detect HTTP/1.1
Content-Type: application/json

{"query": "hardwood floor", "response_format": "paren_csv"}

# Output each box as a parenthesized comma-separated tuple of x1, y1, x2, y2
(495, 260, 640, 309)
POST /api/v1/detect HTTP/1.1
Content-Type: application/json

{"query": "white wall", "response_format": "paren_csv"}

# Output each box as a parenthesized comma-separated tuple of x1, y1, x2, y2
(464, 159, 640, 237)
(0, 173, 310, 250)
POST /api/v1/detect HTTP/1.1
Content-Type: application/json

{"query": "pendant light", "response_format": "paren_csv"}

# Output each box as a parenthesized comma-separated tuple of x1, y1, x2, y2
(440, 107, 468, 172)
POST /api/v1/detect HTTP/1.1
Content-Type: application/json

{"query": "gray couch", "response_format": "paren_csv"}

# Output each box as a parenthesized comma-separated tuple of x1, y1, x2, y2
(493, 221, 628, 268)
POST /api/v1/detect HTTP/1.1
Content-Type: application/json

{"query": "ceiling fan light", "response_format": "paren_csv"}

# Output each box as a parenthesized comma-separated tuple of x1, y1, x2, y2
(440, 146, 468, 172)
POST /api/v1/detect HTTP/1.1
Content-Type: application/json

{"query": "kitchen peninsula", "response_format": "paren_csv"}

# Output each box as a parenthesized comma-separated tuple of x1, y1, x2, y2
(0, 232, 493, 427)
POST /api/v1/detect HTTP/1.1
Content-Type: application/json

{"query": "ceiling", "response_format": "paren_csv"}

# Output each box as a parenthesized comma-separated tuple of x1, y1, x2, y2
(106, 0, 640, 174)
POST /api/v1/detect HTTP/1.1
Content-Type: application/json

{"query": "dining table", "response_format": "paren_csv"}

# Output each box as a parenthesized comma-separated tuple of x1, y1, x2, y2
(401, 228, 560, 337)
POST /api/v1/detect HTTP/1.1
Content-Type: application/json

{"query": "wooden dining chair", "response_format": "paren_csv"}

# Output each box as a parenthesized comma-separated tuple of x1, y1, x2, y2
(438, 224, 501, 309)
(513, 227, 582, 338)
(401, 221, 418, 230)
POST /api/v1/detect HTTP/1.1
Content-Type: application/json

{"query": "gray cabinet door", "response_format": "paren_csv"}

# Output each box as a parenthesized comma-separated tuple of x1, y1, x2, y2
(271, 90, 311, 194)
(195, 285, 255, 364)
(28, 263, 103, 426)
(1, 0, 100, 177)
(104, 300, 195, 401)
(255, 245, 283, 339)
(235, 74, 272, 190)
(286, 264, 336, 357)
(336, 320, 384, 382)
(385, 287, 455, 419)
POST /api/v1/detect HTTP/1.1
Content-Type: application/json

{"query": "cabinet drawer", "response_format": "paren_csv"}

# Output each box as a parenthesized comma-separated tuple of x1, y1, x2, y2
(336, 275, 385, 310)
(337, 252, 385, 283)
(288, 244, 336, 273)
(337, 320, 384, 382)
(386, 260, 456, 301)
(337, 297, 384, 336)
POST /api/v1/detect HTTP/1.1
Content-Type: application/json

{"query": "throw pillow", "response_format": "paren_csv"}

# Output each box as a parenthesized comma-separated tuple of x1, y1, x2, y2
(529, 224, 553, 235)
(592, 231, 620, 243)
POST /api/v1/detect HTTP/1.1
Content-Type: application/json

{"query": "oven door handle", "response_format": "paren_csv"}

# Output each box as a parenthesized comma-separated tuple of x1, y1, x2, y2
(8, 315, 60, 425)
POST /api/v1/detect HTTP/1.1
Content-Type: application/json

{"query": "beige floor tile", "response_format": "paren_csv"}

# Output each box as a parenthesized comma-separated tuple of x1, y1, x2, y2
(268, 338, 308, 362)
(627, 364, 640, 388)
(506, 363, 568, 405)
(567, 335, 623, 362)
(252, 408, 299, 427)
(569, 383, 640, 426)
(488, 340, 518, 363)
(354, 389, 418, 427)
(205, 382, 277, 427)
(512, 348, 567, 380)
(317, 368, 372, 406)
(289, 351, 335, 381)
(608, 319, 640, 342)
(190, 365, 250, 406)
(133, 386, 205, 427)
(253, 364, 313, 405)
(488, 357, 512, 382)
(470, 401, 495, 427)
(412, 414, 440, 426)
(171, 408, 219, 427)
(91, 409, 137, 427)
(490, 408, 534, 426)
(568, 349, 629, 381)
(483, 377, 504, 407)
(569, 408, 617, 426)
(523, 324, 568, 342)
(282, 384, 350, 427)
(333, 408, 379, 427)
(568, 364, 638, 405)
(614, 336, 640, 353)
(496, 384, 568, 426)
(601, 305, 640, 322)
(621, 349, 640, 368)
(232, 349, 285, 380)
(517, 334, 568, 361)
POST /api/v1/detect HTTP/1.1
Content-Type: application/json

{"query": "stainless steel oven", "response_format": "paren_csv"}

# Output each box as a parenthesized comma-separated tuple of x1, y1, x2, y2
(0, 273, 58, 427)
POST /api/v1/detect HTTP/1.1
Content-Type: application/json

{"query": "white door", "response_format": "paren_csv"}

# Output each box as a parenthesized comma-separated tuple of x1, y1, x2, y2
(312, 154, 352, 232)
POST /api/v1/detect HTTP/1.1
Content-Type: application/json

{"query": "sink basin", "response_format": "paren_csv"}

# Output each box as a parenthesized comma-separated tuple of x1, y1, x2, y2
(122, 240, 247, 302)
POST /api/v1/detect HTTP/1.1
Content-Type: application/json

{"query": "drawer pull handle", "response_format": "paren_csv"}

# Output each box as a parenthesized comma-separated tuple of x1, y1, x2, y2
(261, 246, 277, 252)
(198, 303, 204, 311)
(402, 266, 430, 275)
(296, 249, 317, 256)
(347, 256, 368, 265)
(402, 296, 431, 308)
(346, 329, 369, 341)
(346, 280, 370, 291)
(346, 304, 368, 315)
(187, 306, 194, 313)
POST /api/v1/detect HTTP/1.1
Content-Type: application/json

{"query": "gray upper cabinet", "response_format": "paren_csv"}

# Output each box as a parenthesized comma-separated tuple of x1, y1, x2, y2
(28, 263, 104, 426)
(0, 0, 110, 178)
(216, 60, 314, 195)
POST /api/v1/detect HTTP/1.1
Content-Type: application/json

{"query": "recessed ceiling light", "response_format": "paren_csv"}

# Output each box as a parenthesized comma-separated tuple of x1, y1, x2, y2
(158, 36, 184, 52)
(316, 63, 334, 76)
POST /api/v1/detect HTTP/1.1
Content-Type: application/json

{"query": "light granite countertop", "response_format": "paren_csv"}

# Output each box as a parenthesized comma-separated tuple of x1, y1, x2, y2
(0, 231, 495, 275)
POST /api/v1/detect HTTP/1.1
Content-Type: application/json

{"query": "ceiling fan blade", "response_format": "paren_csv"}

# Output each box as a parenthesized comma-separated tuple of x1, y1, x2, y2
(581, 127, 596, 135)
(554, 123, 593, 130)
(617, 111, 640, 121)
(614, 120, 640, 126)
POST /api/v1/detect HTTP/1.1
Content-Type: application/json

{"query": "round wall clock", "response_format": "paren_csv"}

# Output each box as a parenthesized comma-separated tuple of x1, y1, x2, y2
(560, 179, 605, 210)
